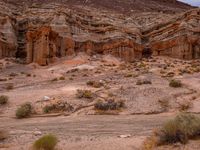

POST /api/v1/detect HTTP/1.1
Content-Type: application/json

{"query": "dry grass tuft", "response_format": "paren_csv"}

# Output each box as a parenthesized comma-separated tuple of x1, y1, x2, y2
(33, 134, 57, 150)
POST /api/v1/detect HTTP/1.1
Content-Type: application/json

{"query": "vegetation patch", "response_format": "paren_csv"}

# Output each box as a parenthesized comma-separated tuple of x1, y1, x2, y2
(156, 113, 200, 146)
(51, 76, 65, 82)
(94, 99, 125, 111)
(76, 89, 94, 99)
(143, 113, 200, 149)
(124, 73, 133, 78)
(0, 95, 8, 105)
(86, 80, 104, 88)
(169, 79, 182, 88)
(33, 134, 58, 150)
(179, 101, 192, 111)
(6, 84, 14, 90)
(43, 101, 73, 114)
(16, 103, 32, 119)
(136, 79, 152, 85)
(59, 76, 65, 80)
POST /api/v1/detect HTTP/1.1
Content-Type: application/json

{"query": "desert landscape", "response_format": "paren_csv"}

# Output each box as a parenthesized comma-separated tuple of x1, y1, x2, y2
(0, 0, 200, 150)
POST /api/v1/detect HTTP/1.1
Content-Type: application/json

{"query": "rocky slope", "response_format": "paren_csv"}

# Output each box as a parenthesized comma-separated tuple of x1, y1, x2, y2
(0, 0, 199, 65)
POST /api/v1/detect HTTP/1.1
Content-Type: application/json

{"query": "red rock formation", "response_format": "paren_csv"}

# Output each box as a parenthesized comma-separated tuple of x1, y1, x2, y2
(0, 0, 199, 65)
(25, 26, 143, 65)
(0, 15, 17, 59)
(148, 9, 200, 59)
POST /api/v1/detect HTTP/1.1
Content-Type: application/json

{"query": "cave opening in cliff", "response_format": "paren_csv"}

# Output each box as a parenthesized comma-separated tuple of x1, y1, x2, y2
(142, 47, 152, 58)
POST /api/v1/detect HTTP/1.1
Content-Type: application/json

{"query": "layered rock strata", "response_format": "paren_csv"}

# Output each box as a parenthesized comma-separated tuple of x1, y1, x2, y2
(0, 0, 199, 65)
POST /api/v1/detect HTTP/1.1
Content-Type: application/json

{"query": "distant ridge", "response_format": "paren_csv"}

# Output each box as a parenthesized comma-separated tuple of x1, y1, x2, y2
(4, 0, 193, 14)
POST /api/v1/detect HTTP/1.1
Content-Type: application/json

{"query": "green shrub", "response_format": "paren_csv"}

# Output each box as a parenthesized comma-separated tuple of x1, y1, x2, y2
(169, 80, 182, 88)
(76, 89, 93, 99)
(16, 103, 32, 119)
(157, 113, 200, 145)
(0, 95, 8, 105)
(33, 134, 58, 150)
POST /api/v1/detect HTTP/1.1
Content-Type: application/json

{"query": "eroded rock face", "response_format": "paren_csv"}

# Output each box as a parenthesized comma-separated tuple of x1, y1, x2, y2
(16, 3, 144, 65)
(148, 9, 200, 59)
(0, 0, 199, 65)
(0, 1, 17, 59)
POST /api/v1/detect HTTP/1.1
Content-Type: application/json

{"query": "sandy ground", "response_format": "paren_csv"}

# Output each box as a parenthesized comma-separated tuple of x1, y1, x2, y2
(1, 54, 200, 149)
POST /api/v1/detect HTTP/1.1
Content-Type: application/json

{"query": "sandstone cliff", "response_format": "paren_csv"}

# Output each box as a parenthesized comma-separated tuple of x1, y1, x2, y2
(0, 0, 199, 65)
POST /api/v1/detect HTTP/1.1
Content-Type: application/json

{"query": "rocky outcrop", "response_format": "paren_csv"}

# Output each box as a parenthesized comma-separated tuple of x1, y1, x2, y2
(0, 1, 17, 59)
(0, 0, 199, 65)
(147, 9, 200, 59)
(17, 2, 144, 65)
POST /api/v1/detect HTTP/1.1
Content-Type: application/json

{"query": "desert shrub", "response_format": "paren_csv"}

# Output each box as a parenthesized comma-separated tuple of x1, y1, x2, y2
(157, 113, 200, 145)
(143, 135, 158, 150)
(179, 101, 192, 111)
(76, 89, 93, 99)
(43, 102, 73, 114)
(138, 62, 146, 68)
(43, 105, 55, 114)
(136, 79, 152, 85)
(169, 80, 182, 88)
(0, 130, 8, 141)
(124, 73, 133, 78)
(94, 99, 125, 111)
(69, 77, 74, 80)
(33, 134, 57, 150)
(59, 76, 65, 80)
(26, 73, 31, 77)
(86, 81, 103, 88)
(6, 84, 14, 90)
(0, 95, 8, 105)
(16, 103, 32, 119)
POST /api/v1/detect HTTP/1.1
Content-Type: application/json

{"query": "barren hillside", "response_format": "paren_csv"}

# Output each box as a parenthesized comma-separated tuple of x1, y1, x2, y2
(4, 0, 193, 13)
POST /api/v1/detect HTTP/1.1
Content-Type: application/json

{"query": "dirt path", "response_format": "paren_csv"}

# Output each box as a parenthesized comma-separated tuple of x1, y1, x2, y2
(0, 113, 172, 135)
(0, 113, 177, 150)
